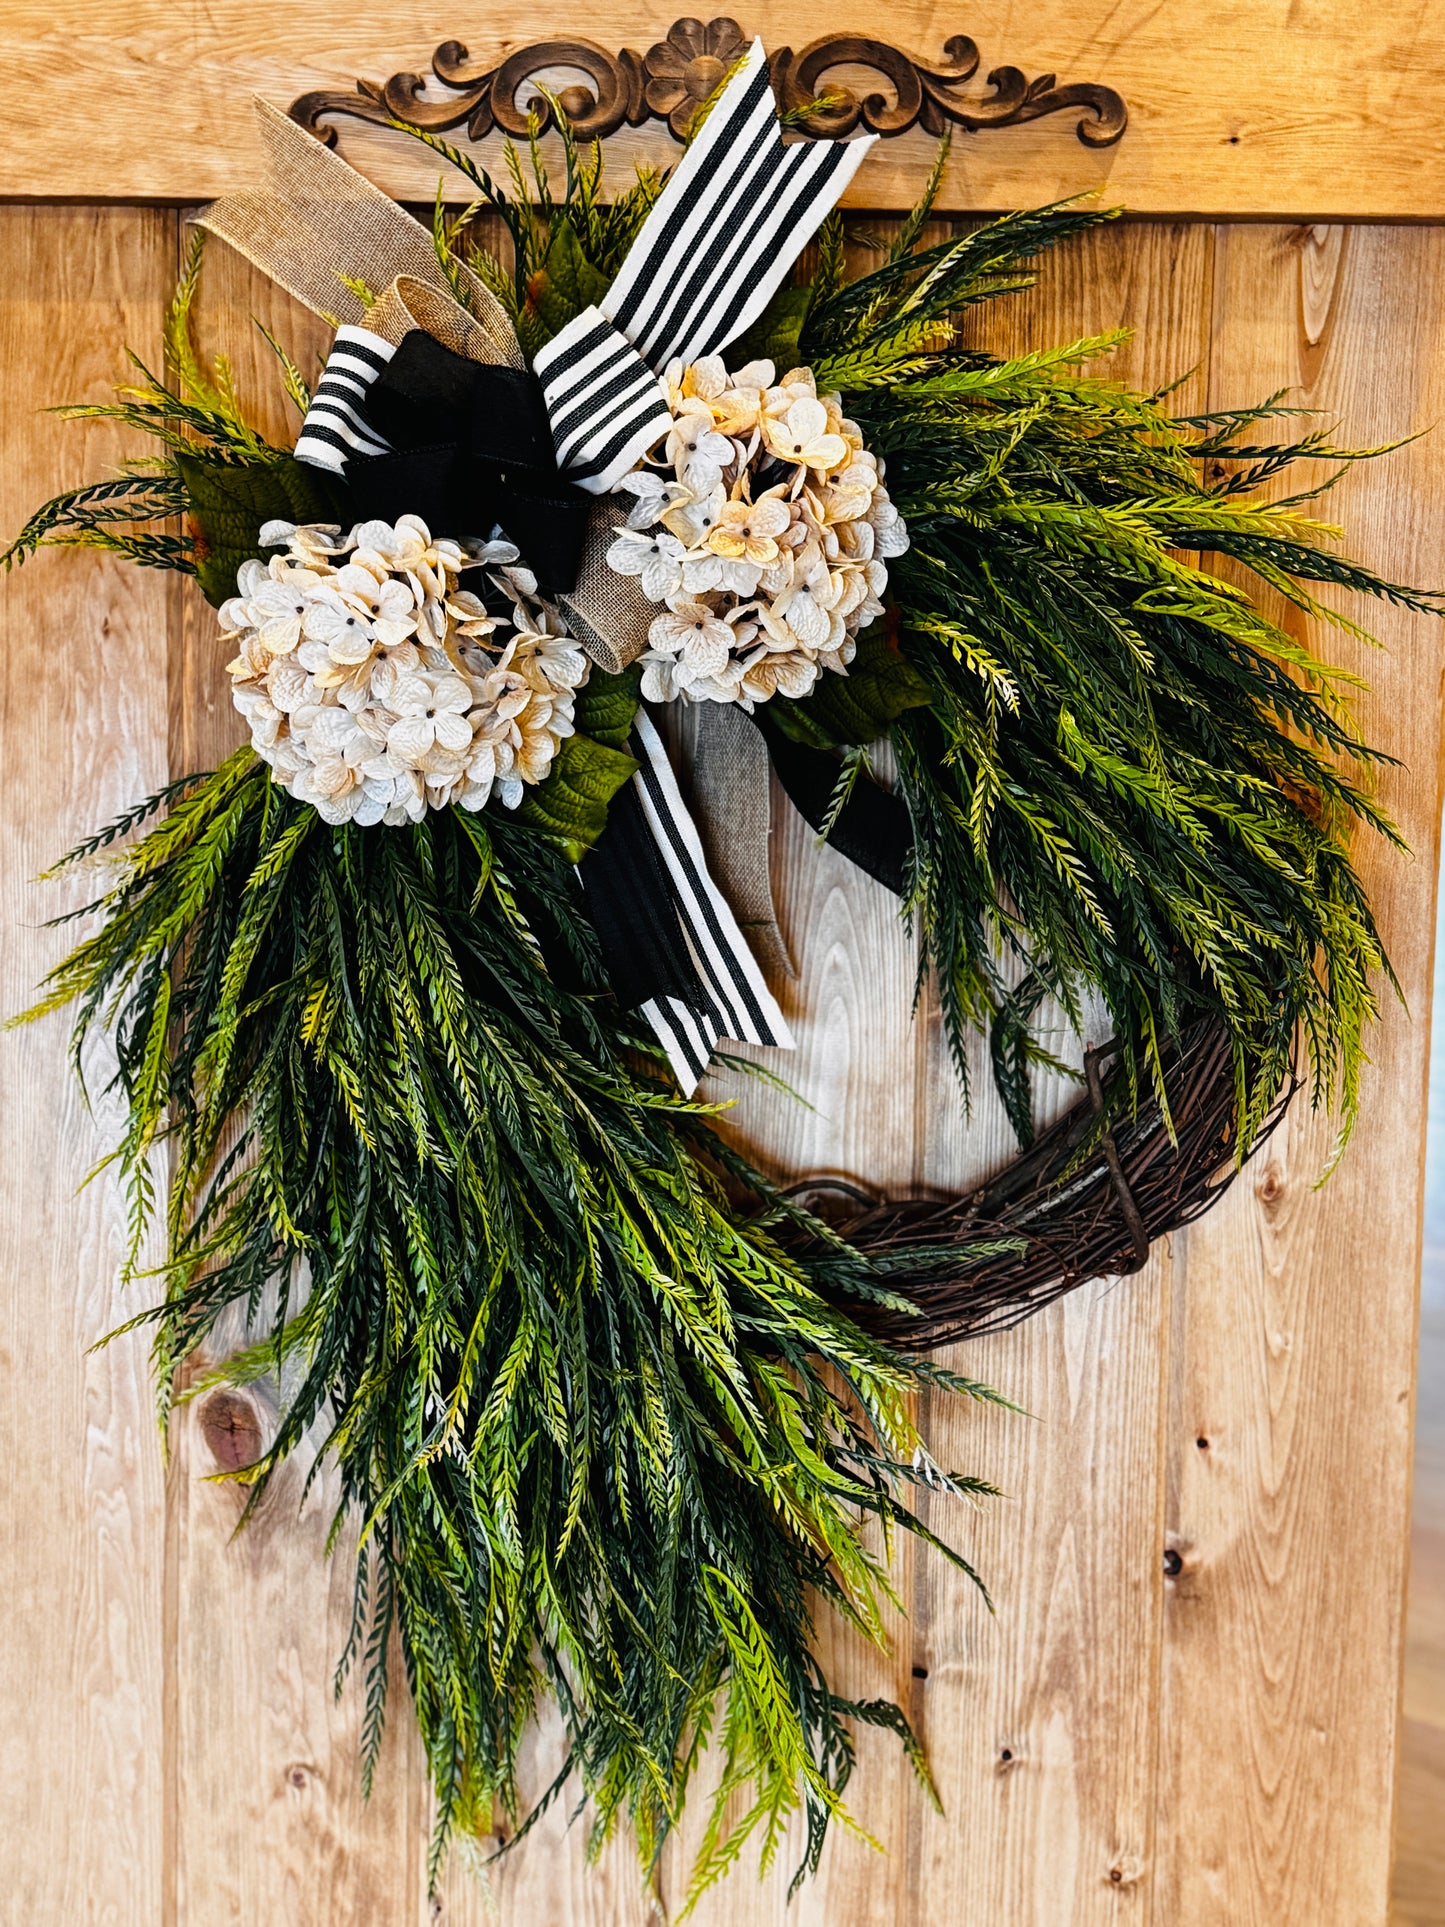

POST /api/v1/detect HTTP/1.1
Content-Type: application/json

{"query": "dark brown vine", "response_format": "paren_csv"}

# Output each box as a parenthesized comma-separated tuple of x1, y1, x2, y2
(783, 1018, 1291, 1349)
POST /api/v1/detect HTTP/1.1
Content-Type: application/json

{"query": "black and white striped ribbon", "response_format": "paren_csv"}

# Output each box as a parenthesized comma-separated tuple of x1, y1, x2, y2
(294, 324, 396, 472)
(532, 39, 875, 493)
(605, 41, 874, 368)
(530, 311, 673, 493)
(628, 713, 793, 1092)
(569, 47, 865, 1076)
(297, 45, 874, 500)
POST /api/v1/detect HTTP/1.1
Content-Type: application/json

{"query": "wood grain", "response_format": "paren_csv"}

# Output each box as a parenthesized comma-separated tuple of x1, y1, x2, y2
(1394, 1301, 1445, 1925)
(0, 205, 175, 1927)
(0, 181, 1438, 1927)
(1156, 223, 1445, 1925)
(167, 1398, 430, 1926)
(906, 218, 1211, 1927)
(8, 1, 1445, 217)
(1395, 980, 1445, 1925)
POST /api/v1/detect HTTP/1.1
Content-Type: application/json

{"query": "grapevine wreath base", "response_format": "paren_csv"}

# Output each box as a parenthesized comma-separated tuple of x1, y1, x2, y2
(6, 43, 1429, 1911)
(821, 1016, 1291, 1350)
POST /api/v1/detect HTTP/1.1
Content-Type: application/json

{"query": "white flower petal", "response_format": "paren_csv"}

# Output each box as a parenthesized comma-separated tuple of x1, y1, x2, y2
(388, 715, 435, 764)
(433, 709, 472, 753)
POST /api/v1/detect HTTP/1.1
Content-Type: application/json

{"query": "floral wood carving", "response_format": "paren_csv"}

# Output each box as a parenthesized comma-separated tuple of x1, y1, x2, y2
(289, 16, 1128, 152)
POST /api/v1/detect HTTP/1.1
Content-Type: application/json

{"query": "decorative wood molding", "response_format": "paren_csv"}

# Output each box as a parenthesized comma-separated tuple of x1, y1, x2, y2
(290, 15, 1127, 154)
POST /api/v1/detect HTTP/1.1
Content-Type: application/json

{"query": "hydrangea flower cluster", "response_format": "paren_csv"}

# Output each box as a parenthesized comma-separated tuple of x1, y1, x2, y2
(221, 516, 588, 826)
(608, 356, 908, 709)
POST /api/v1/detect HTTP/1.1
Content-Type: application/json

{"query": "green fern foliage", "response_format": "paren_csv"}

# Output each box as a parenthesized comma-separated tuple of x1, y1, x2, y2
(759, 197, 1427, 1153)
(21, 757, 1001, 1902)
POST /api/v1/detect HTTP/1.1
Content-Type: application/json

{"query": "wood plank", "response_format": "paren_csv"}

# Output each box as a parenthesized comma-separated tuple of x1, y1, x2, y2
(697, 764, 927, 1197)
(905, 218, 1213, 1926)
(159, 234, 438, 1927)
(441, 1705, 667, 1927)
(662, 696, 926, 1915)
(5, 3, 1445, 218)
(0, 205, 175, 1926)
(457, 217, 939, 1919)
(1393, 1297, 1445, 1925)
(1157, 222, 1445, 1926)
(168, 1405, 430, 1926)
(1392, 976, 1445, 1922)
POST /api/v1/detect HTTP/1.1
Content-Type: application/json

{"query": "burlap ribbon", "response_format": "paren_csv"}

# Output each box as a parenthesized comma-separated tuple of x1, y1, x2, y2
(198, 100, 654, 673)
(683, 705, 797, 983)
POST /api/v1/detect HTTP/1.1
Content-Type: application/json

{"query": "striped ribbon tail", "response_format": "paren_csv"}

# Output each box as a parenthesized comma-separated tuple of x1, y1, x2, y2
(602, 41, 875, 369)
(295, 324, 396, 472)
(536, 39, 875, 491)
(629, 713, 793, 1093)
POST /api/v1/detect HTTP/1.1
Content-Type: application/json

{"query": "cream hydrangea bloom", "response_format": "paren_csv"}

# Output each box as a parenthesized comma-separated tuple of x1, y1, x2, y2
(609, 357, 907, 711)
(222, 517, 588, 826)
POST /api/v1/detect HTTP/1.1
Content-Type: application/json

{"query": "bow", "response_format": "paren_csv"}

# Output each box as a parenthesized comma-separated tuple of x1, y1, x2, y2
(198, 55, 877, 1091)
(297, 40, 877, 557)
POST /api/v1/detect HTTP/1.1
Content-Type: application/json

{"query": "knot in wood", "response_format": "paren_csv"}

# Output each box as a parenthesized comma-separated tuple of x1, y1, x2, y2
(1255, 1161, 1286, 1208)
(197, 1389, 263, 1473)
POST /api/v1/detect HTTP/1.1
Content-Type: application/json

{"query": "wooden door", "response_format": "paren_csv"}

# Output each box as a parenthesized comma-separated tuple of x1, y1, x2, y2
(3, 10, 1441, 1923)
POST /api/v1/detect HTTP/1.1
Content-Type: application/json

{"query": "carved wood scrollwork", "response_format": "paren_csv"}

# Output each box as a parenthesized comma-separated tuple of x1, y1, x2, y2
(290, 16, 1127, 153)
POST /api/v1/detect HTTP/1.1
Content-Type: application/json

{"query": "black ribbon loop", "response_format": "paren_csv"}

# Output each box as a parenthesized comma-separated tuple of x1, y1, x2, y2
(754, 716, 913, 897)
(343, 330, 593, 592)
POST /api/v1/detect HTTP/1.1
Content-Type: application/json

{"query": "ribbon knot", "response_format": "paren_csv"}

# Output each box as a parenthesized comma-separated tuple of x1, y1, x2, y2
(329, 328, 595, 591)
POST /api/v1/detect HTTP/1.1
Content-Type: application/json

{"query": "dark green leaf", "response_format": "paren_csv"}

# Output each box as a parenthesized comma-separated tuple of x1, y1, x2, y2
(513, 730, 638, 863)
(515, 664, 644, 862)
(770, 620, 933, 748)
(730, 283, 814, 372)
(177, 452, 347, 606)
(571, 661, 643, 751)
(528, 218, 613, 341)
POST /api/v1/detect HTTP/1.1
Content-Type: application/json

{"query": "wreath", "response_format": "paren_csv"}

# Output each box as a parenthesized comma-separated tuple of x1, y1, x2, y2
(7, 46, 1431, 1908)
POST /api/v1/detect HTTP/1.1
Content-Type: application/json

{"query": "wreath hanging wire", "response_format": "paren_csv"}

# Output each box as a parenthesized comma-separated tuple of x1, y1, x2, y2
(3, 54, 1431, 1906)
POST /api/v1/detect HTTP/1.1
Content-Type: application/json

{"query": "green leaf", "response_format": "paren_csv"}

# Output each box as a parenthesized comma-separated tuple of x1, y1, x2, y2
(514, 728, 639, 863)
(770, 620, 932, 748)
(729, 284, 813, 373)
(514, 665, 643, 861)
(177, 453, 346, 606)
(571, 662, 643, 751)
(528, 218, 613, 342)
